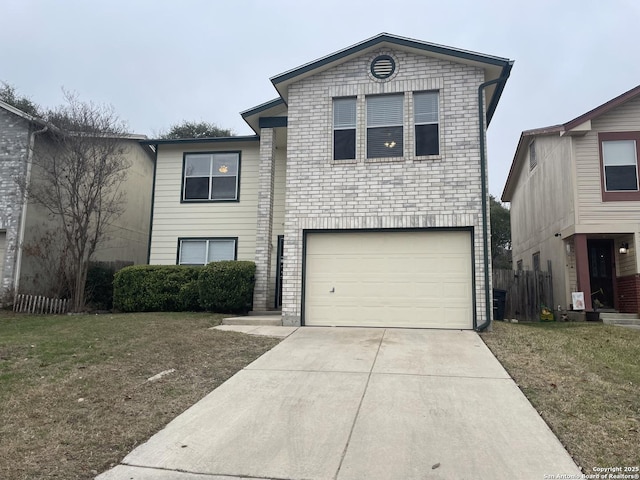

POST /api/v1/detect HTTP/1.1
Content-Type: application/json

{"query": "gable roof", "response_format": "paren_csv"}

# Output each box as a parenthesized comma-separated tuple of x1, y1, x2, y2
(501, 84, 640, 202)
(0, 99, 47, 126)
(270, 33, 513, 125)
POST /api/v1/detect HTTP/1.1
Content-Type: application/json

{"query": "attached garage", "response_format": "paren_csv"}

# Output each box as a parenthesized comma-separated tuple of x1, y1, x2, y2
(303, 230, 474, 329)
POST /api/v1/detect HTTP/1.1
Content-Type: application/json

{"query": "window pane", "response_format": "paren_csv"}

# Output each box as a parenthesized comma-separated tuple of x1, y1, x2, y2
(367, 94, 403, 127)
(415, 124, 439, 156)
(334, 98, 356, 129)
(180, 241, 206, 264)
(212, 154, 239, 175)
(414, 91, 439, 124)
(185, 155, 211, 176)
(605, 165, 638, 191)
(367, 126, 403, 158)
(184, 177, 209, 199)
(334, 129, 356, 160)
(212, 176, 237, 199)
(603, 140, 636, 166)
(207, 240, 236, 262)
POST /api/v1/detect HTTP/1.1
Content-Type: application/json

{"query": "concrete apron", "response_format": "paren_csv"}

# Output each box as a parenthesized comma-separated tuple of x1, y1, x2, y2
(97, 328, 581, 480)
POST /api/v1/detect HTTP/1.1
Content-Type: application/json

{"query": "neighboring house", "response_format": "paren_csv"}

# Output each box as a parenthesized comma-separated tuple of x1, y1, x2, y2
(0, 100, 154, 298)
(145, 33, 513, 329)
(503, 84, 640, 313)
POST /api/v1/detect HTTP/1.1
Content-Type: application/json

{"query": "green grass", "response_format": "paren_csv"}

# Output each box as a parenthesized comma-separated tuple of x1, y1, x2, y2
(0, 311, 280, 479)
(481, 321, 640, 473)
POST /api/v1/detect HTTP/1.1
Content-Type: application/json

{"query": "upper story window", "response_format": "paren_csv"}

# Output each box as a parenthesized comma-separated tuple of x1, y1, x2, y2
(532, 252, 540, 271)
(178, 238, 237, 265)
(366, 94, 404, 158)
(529, 141, 537, 170)
(414, 91, 439, 156)
(599, 132, 640, 201)
(183, 152, 240, 202)
(333, 97, 356, 160)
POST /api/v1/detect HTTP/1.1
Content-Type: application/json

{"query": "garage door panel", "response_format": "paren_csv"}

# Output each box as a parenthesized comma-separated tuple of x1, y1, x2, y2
(304, 231, 473, 329)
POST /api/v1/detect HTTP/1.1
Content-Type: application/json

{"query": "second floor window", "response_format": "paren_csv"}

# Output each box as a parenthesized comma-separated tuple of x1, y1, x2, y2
(333, 97, 356, 160)
(414, 91, 439, 156)
(367, 94, 403, 158)
(602, 139, 638, 191)
(183, 152, 239, 202)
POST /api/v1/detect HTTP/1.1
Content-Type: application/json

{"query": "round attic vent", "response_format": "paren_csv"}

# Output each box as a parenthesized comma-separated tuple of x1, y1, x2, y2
(370, 55, 396, 79)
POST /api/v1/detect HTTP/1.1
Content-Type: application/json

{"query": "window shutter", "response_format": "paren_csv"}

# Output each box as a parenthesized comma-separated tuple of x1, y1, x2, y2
(367, 94, 403, 127)
(414, 92, 439, 124)
(334, 98, 356, 129)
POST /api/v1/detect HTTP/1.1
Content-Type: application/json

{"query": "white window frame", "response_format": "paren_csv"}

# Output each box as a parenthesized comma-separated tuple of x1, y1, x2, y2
(413, 90, 440, 157)
(602, 139, 639, 192)
(366, 93, 404, 159)
(182, 152, 240, 202)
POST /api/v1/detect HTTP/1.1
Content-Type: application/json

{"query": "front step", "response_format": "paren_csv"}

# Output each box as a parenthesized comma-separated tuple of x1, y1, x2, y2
(222, 315, 282, 326)
(599, 312, 640, 326)
(248, 310, 282, 316)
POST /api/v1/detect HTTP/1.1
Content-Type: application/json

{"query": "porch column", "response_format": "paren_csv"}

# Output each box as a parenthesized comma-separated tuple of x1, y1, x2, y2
(574, 234, 592, 311)
(252, 127, 276, 311)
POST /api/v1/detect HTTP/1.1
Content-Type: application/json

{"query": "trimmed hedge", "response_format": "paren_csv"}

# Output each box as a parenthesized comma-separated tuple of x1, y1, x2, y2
(113, 265, 202, 312)
(113, 261, 256, 313)
(198, 261, 256, 313)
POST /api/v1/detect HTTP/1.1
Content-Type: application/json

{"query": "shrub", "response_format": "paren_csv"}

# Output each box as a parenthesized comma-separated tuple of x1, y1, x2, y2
(113, 265, 202, 312)
(198, 261, 256, 313)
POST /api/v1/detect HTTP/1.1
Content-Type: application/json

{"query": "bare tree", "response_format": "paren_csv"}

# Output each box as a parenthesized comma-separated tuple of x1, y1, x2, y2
(18, 92, 131, 311)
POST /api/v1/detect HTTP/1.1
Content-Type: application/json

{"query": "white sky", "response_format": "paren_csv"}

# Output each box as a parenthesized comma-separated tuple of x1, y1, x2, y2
(2, 0, 638, 198)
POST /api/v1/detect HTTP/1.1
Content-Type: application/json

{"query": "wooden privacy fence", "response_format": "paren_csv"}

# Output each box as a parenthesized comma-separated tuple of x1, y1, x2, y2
(493, 269, 553, 322)
(13, 294, 69, 314)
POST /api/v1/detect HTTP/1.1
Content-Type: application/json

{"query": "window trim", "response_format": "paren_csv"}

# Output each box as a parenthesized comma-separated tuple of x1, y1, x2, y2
(177, 237, 238, 265)
(366, 93, 405, 160)
(181, 151, 241, 203)
(414, 90, 440, 158)
(599, 132, 640, 202)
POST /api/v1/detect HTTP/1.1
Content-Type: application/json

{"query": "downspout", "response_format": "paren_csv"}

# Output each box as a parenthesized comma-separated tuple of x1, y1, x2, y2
(475, 75, 509, 332)
(13, 124, 48, 295)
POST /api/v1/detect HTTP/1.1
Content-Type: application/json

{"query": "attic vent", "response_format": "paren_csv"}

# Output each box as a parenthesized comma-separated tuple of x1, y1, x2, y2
(371, 55, 395, 79)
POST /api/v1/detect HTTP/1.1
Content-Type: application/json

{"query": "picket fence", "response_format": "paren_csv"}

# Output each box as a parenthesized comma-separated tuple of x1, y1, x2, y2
(13, 294, 69, 314)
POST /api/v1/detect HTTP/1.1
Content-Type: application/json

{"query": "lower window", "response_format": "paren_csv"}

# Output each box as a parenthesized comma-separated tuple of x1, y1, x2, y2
(178, 238, 237, 265)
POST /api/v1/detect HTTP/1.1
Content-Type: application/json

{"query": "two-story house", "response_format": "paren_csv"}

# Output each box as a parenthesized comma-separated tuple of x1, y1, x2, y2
(503, 84, 640, 314)
(0, 100, 154, 299)
(145, 33, 513, 329)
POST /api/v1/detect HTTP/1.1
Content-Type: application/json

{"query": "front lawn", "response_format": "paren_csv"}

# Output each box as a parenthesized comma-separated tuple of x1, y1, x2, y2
(481, 321, 640, 473)
(0, 311, 280, 479)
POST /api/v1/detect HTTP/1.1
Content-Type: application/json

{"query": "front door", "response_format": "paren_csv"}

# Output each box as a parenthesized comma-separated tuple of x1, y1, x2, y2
(587, 239, 615, 309)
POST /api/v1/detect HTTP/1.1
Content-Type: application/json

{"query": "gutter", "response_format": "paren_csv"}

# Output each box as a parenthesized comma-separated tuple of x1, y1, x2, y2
(475, 73, 511, 332)
(13, 124, 48, 295)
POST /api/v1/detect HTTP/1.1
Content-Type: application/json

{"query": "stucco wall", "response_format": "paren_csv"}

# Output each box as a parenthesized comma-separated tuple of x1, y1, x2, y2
(281, 48, 490, 325)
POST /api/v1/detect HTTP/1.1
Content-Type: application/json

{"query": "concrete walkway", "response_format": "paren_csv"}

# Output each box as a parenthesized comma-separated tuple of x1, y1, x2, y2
(98, 327, 581, 480)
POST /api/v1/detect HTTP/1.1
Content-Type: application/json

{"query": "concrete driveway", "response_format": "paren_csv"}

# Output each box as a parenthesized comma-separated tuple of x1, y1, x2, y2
(98, 327, 581, 479)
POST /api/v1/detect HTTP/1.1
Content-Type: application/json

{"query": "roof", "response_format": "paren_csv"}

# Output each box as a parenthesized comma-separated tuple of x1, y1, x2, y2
(140, 135, 260, 146)
(0, 99, 47, 126)
(269, 32, 513, 125)
(501, 84, 640, 202)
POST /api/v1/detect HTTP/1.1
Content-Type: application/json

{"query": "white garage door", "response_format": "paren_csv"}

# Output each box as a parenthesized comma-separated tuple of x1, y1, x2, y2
(304, 231, 473, 329)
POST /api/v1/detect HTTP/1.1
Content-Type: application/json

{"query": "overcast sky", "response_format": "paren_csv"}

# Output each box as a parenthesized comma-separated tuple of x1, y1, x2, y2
(2, 0, 638, 198)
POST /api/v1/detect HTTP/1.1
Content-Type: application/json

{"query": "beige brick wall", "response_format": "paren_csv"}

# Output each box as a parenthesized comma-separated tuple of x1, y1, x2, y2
(281, 48, 491, 326)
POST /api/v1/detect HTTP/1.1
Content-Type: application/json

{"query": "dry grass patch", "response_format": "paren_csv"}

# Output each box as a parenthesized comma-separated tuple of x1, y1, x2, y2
(481, 321, 640, 473)
(0, 311, 280, 479)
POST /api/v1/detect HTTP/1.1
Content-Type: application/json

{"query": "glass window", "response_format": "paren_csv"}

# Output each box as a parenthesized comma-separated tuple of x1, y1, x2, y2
(602, 140, 638, 191)
(178, 238, 236, 265)
(183, 152, 239, 201)
(414, 91, 439, 156)
(333, 97, 356, 160)
(366, 94, 403, 158)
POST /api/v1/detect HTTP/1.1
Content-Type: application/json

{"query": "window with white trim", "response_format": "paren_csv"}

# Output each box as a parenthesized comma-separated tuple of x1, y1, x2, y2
(333, 97, 356, 160)
(366, 94, 403, 158)
(178, 238, 236, 265)
(183, 152, 239, 201)
(602, 139, 638, 191)
(414, 91, 439, 156)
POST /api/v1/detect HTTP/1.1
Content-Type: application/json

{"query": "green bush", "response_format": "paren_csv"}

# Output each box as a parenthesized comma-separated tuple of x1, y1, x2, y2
(113, 265, 202, 312)
(198, 261, 256, 313)
(85, 263, 117, 310)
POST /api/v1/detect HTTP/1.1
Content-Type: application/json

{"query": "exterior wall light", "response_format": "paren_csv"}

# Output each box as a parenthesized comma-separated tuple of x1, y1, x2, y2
(619, 242, 629, 254)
